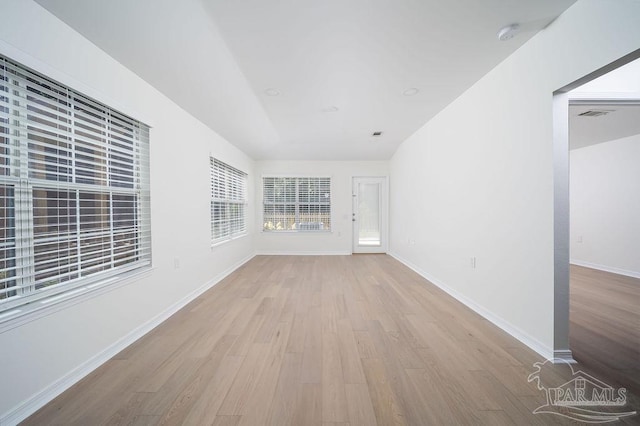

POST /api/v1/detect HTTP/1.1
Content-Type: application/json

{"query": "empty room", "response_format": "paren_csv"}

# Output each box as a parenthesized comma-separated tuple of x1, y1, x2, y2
(1, 1, 638, 425)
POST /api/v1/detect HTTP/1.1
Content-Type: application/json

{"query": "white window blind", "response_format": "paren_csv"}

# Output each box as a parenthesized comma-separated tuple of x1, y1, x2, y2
(211, 158, 247, 244)
(0, 54, 151, 312)
(263, 177, 331, 232)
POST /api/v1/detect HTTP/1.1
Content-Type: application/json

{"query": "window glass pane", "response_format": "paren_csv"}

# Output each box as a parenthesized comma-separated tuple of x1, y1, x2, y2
(0, 185, 16, 299)
(32, 188, 79, 289)
(357, 182, 381, 246)
(79, 191, 109, 231)
(77, 191, 110, 276)
(212, 200, 227, 239)
(25, 80, 73, 183)
(230, 203, 245, 234)
(109, 118, 135, 189)
(0, 71, 12, 177)
(74, 97, 108, 186)
(263, 203, 296, 231)
(113, 194, 138, 267)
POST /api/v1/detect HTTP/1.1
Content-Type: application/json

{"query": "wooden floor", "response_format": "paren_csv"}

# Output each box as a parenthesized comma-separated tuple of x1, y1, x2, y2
(24, 255, 639, 425)
(570, 264, 640, 394)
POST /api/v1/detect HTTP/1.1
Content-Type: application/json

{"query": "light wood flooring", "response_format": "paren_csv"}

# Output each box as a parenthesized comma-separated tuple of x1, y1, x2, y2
(23, 255, 640, 425)
(570, 264, 640, 394)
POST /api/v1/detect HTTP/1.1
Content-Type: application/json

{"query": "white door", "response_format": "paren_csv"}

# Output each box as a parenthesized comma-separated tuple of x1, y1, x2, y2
(352, 177, 387, 253)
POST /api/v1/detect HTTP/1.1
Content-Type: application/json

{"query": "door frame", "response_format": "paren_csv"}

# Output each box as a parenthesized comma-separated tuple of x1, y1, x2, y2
(551, 48, 640, 362)
(352, 176, 389, 254)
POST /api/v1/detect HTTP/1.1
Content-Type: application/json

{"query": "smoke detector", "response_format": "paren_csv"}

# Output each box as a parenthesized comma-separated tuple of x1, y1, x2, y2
(497, 24, 520, 41)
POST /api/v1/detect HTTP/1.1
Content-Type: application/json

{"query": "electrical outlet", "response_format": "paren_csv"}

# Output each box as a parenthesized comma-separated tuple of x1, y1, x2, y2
(471, 257, 477, 269)
(577, 236, 583, 243)
(174, 258, 180, 269)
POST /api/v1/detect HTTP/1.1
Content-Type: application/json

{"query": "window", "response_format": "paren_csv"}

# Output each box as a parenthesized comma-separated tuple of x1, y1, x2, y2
(0, 54, 151, 313)
(210, 158, 247, 244)
(263, 177, 331, 232)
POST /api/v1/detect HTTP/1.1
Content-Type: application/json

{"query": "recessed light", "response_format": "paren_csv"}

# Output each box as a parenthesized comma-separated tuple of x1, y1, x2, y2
(372, 131, 383, 137)
(402, 88, 419, 96)
(322, 106, 339, 113)
(497, 24, 519, 41)
(264, 88, 280, 96)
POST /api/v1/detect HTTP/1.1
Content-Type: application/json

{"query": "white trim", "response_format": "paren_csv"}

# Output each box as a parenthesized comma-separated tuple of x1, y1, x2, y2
(211, 231, 249, 249)
(570, 260, 640, 279)
(260, 230, 332, 234)
(389, 252, 555, 361)
(255, 251, 351, 256)
(0, 309, 22, 321)
(261, 174, 333, 178)
(568, 92, 640, 103)
(553, 350, 577, 364)
(552, 91, 573, 364)
(0, 254, 255, 426)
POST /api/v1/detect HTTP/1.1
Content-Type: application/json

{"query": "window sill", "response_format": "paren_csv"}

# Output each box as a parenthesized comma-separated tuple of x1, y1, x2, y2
(211, 232, 248, 249)
(261, 230, 333, 234)
(0, 266, 154, 334)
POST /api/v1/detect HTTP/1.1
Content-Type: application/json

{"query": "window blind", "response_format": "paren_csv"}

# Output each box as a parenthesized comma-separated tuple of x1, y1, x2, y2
(210, 158, 247, 244)
(263, 177, 331, 231)
(0, 54, 151, 312)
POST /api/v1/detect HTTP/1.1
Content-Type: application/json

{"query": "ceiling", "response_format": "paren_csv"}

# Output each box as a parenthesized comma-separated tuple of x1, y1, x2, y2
(569, 103, 640, 150)
(569, 58, 640, 150)
(35, 0, 576, 160)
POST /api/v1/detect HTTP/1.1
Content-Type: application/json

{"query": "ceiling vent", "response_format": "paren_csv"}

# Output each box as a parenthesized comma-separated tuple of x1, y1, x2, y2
(578, 110, 613, 117)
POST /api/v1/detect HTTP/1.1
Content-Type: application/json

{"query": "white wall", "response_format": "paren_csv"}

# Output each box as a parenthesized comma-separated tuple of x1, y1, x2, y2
(389, 0, 640, 358)
(0, 1, 255, 422)
(254, 161, 389, 254)
(570, 134, 640, 277)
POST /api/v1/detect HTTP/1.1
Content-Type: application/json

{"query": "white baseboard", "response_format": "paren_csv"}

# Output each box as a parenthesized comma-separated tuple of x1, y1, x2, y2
(255, 251, 352, 256)
(0, 254, 255, 426)
(388, 252, 555, 361)
(570, 259, 640, 279)
(553, 349, 577, 364)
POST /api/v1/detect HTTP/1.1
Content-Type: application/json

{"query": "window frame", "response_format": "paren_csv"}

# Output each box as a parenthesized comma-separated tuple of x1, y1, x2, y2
(262, 175, 332, 233)
(210, 157, 248, 246)
(0, 54, 151, 318)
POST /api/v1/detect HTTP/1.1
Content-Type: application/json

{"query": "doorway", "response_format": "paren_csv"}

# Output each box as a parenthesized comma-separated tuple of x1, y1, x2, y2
(352, 177, 388, 253)
(552, 49, 640, 364)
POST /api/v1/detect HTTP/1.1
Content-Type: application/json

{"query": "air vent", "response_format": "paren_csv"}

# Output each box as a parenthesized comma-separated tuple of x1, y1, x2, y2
(372, 131, 383, 136)
(578, 110, 613, 117)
